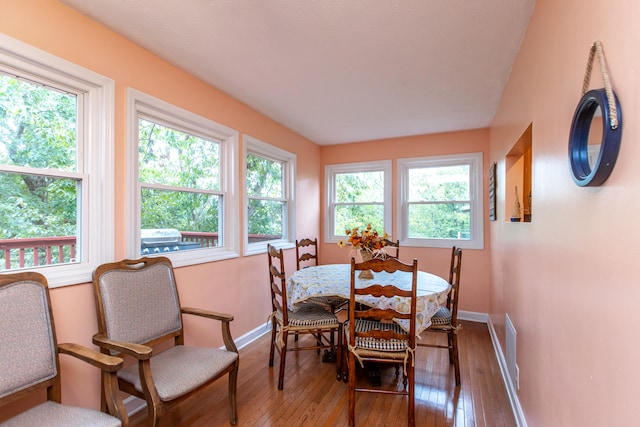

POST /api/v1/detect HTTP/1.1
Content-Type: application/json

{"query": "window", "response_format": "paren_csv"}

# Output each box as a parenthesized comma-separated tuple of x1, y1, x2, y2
(0, 34, 114, 287)
(127, 89, 239, 266)
(398, 153, 484, 249)
(244, 135, 295, 255)
(324, 161, 392, 243)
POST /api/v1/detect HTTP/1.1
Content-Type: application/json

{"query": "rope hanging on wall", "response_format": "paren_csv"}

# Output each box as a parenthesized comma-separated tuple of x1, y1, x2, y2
(581, 40, 618, 129)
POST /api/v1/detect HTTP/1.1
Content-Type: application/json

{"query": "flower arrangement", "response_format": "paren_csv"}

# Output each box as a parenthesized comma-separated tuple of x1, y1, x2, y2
(338, 223, 388, 255)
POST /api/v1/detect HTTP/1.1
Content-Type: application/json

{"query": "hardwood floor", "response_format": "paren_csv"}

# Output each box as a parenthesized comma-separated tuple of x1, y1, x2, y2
(129, 320, 516, 426)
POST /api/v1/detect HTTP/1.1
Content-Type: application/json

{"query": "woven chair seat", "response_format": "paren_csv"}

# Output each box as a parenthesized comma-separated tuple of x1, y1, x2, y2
(275, 302, 339, 329)
(429, 306, 452, 326)
(0, 401, 121, 427)
(118, 345, 238, 402)
(345, 319, 408, 352)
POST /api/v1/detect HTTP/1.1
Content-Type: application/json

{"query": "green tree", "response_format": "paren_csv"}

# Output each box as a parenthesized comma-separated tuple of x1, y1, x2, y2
(0, 74, 77, 239)
(334, 171, 385, 234)
(138, 119, 220, 235)
(246, 153, 283, 237)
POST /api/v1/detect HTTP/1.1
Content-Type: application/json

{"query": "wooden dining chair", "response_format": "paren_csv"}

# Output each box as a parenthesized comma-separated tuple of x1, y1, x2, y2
(267, 244, 342, 389)
(0, 272, 128, 426)
(417, 246, 463, 386)
(345, 257, 418, 427)
(92, 256, 239, 426)
(383, 239, 401, 259)
(296, 237, 348, 314)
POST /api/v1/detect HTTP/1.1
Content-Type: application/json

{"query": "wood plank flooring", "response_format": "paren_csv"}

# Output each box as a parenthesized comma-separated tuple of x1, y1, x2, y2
(130, 320, 516, 427)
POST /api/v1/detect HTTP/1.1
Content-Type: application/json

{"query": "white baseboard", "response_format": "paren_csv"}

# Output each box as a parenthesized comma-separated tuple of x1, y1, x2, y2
(486, 316, 528, 427)
(458, 310, 488, 323)
(235, 321, 271, 350)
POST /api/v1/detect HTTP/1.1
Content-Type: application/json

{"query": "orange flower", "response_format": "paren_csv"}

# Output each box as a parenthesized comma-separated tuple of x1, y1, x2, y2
(342, 224, 388, 254)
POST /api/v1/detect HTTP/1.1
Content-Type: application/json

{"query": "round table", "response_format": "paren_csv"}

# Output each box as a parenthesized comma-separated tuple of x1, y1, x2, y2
(286, 264, 451, 334)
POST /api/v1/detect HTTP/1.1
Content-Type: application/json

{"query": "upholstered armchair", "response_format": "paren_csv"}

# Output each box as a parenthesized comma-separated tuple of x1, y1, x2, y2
(0, 272, 127, 426)
(91, 257, 239, 426)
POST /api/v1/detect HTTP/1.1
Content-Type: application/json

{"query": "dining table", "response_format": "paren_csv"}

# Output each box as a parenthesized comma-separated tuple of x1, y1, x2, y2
(286, 263, 451, 335)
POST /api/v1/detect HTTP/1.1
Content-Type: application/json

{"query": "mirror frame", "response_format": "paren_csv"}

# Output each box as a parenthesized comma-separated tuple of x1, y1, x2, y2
(568, 88, 622, 187)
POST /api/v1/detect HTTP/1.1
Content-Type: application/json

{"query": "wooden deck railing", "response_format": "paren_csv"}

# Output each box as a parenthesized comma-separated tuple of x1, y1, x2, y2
(1, 232, 282, 271)
(0, 236, 77, 270)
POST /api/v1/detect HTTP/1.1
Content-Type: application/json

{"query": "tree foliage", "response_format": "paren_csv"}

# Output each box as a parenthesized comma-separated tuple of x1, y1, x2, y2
(246, 153, 283, 237)
(334, 171, 384, 234)
(0, 74, 77, 239)
(138, 119, 221, 235)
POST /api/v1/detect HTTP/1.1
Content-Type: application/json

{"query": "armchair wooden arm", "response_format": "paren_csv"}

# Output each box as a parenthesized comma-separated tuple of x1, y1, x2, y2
(182, 307, 234, 322)
(181, 307, 238, 353)
(58, 342, 124, 372)
(58, 342, 128, 425)
(92, 334, 153, 360)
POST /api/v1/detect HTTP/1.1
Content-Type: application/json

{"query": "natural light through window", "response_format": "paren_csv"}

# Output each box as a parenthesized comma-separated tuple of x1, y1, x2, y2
(398, 153, 483, 249)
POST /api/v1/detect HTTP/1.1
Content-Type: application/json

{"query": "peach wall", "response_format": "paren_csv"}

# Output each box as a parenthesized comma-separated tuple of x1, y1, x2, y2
(319, 129, 492, 314)
(0, 0, 319, 417)
(489, 0, 640, 425)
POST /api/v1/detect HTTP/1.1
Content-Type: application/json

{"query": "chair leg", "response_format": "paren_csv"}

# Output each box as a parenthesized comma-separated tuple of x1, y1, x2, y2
(448, 332, 454, 363)
(336, 324, 343, 381)
(408, 353, 415, 427)
(269, 321, 277, 367)
(228, 361, 239, 425)
(348, 349, 356, 427)
(278, 330, 289, 390)
(452, 333, 461, 386)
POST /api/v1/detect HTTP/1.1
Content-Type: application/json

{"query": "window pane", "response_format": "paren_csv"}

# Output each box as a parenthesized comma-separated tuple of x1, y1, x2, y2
(0, 172, 78, 270)
(408, 203, 470, 239)
(0, 74, 77, 172)
(140, 187, 220, 254)
(246, 153, 282, 198)
(138, 119, 220, 190)
(408, 166, 469, 201)
(335, 171, 384, 203)
(334, 204, 384, 236)
(247, 199, 284, 241)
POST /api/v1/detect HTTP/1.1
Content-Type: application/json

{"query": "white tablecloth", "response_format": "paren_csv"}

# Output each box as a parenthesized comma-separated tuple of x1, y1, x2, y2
(286, 264, 451, 334)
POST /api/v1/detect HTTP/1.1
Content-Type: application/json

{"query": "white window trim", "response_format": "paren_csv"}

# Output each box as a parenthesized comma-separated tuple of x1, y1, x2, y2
(397, 152, 484, 250)
(324, 160, 392, 244)
(0, 34, 115, 288)
(126, 89, 239, 266)
(243, 135, 296, 256)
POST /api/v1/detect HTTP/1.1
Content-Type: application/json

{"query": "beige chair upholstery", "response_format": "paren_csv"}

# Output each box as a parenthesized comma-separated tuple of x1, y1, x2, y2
(345, 257, 418, 427)
(92, 257, 239, 426)
(417, 246, 463, 386)
(0, 272, 126, 427)
(267, 244, 342, 389)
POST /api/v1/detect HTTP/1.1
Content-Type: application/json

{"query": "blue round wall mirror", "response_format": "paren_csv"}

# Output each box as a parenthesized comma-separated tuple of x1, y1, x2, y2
(568, 88, 622, 187)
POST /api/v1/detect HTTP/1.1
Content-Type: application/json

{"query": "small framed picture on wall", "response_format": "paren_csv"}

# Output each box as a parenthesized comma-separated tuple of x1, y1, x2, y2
(489, 162, 497, 221)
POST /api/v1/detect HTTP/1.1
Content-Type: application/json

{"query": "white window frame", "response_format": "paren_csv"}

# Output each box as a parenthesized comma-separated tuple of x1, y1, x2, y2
(324, 160, 392, 244)
(397, 152, 484, 250)
(243, 135, 296, 255)
(126, 89, 239, 266)
(0, 34, 114, 288)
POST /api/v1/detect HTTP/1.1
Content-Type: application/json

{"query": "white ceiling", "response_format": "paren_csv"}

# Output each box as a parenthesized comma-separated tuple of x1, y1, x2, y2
(60, 0, 535, 145)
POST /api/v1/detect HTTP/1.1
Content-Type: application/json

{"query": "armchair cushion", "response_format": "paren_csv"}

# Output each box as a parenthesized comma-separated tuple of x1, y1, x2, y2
(118, 345, 238, 401)
(0, 401, 121, 427)
(0, 281, 56, 398)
